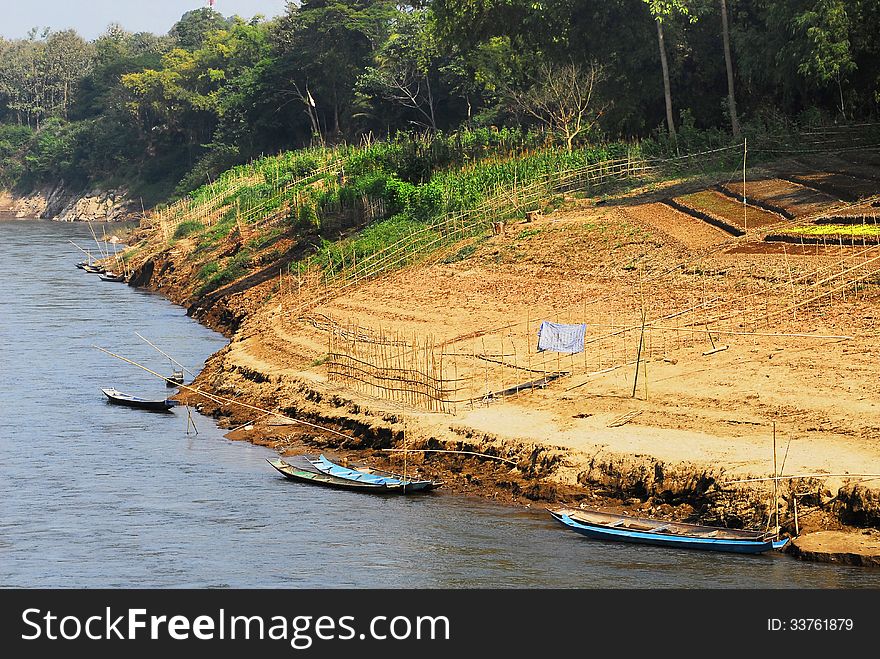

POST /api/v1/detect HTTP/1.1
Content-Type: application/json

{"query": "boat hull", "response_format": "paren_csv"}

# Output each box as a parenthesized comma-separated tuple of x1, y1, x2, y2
(101, 388, 176, 411)
(307, 454, 440, 491)
(551, 512, 788, 554)
(267, 458, 403, 492)
(269, 457, 438, 493)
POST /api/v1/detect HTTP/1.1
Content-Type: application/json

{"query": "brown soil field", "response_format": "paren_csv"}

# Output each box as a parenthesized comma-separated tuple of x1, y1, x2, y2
(777, 170, 879, 201)
(123, 156, 880, 562)
(721, 178, 837, 218)
(840, 150, 880, 168)
(612, 202, 732, 251)
(795, 154, 880, 184)
(673, 190, 786, 232)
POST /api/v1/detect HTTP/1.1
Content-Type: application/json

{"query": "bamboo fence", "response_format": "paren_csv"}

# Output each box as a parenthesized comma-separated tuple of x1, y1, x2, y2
(314, 231, 876, 413)
(288, 154, 658, 314)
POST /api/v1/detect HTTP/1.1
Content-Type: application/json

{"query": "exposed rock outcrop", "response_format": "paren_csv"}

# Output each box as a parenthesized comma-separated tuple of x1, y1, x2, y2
(0, 184, 140, 221)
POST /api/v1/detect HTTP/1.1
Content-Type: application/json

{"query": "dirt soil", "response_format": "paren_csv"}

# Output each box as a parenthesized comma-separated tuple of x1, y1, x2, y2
(122, 154, 880, 564)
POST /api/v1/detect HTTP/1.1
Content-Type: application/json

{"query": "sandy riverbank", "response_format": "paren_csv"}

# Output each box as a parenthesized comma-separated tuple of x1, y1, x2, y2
(115, 164, 880, 566)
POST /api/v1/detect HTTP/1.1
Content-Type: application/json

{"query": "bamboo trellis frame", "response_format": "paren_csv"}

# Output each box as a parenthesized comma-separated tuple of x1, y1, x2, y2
(312, 227, 876, 410)
(327, 323, 461, 413)
(288, 155, 658, 314)
(158, 156, 344, 240)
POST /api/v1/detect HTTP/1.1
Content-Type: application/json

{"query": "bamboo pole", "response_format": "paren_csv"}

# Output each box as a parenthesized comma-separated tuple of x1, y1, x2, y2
(94, 345, 354, 441)
(380, 448, 517, 465)
(773, 422, 779, 538)
(632, 310, 646, 398)
(135, 332, 196, 377)
(724, 473, 880, 484)
(69, 240, 94, 261)
(743, 138, 747, 233)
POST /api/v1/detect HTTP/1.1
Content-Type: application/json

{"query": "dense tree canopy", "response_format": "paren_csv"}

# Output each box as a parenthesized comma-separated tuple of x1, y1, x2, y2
(1, 0, 879, 200)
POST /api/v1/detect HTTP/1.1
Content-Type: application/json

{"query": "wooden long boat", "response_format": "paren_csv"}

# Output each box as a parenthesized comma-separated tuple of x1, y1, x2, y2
(306, 454, 442, 492)
(98, 271, 126, 282)
(101, 388, 176, 411)
(550, 507, 790, 554)
(82, 263, 106, 274)
(267, 458, 406, 492)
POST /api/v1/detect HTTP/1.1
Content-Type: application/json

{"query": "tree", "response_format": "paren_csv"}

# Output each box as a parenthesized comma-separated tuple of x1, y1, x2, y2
(121, 19, 271, 158)
(0, 29, 94, 128)
(41, 30, 94, 119)
(169, 7, 230, 50)
(720, 0, 740, 136)
(643, 1, 697, 140)
(273, 1, 398, 141)
(506, 61, 606, 151)
(788, 0, 856, 119)
(357, 10, 442, 130)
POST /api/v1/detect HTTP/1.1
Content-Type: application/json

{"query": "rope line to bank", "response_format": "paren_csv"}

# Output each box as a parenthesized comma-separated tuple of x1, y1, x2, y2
(93, 345, 518, 465)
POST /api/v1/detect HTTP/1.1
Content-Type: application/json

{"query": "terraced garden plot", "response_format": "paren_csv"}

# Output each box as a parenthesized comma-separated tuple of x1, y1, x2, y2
(773, 168, 879, 201)
(721, 178, 836, 218)
(617, 202, 731, 249)
(815, 202, 880, 223)
(838, 149, 880, 168)
(791, 154, 880, 183)
(673, 190, 785, 232)
(765, 221, 880, 245)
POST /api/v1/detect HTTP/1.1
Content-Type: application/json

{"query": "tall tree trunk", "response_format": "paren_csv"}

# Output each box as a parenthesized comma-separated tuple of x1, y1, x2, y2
(333, 86, 340, 139)
(720, 0, 740, 136)
(836, 72, 847, 119)
(656, 19, 676, 140)
(425, 75, 437, 131)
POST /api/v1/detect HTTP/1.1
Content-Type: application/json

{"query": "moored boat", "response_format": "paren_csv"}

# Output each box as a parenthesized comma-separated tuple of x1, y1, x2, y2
(98, 271, 126, 282)
(269, 454, 441, 493)
(101, 387, 176, 411)
(266, 457, 400, 491)
(550, 507, 789, 554)
(306, 454, 442, 492)
(166, 369, 185, 386)
(82, 263, 106, 274)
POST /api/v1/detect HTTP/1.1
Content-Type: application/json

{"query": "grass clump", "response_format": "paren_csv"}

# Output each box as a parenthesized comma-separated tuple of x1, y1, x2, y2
(173, 220, 204, 239)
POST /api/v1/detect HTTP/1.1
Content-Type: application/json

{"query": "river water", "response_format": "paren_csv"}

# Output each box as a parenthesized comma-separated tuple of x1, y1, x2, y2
(1, 218, 878, 589)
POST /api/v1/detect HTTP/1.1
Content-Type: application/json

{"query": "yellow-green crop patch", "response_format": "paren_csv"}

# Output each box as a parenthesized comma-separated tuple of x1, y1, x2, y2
(786, 224, 880, 237)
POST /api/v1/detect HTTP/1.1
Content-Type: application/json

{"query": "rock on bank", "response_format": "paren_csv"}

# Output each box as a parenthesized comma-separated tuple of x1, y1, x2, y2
(0, 184, 139, 221)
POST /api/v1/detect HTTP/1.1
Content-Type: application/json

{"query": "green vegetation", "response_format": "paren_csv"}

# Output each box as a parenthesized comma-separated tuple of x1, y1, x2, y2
(787, 224, 880, 237)
(3, 1, 880, 199)
(163, 127, 667, 291)
(173, 221, 204, 239)
(3, 1, 880, 297)
(196, 248, 253, 296)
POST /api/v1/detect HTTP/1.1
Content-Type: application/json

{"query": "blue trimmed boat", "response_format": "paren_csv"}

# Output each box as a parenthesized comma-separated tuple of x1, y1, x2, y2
(550, 508, 789, 554)
(267, 458, 397, 492)
(304, 454, 442, 492)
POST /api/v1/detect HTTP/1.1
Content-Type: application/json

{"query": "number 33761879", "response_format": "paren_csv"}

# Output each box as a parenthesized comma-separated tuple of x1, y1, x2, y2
(768, 618, 854, 631)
